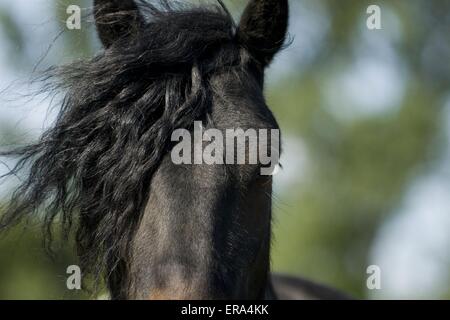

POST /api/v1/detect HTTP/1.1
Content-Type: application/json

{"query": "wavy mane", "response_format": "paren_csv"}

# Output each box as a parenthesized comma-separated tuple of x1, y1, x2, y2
(0, 0, 241, 293)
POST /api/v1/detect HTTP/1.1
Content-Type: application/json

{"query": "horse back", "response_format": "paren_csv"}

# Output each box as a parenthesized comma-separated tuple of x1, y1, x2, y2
(269, 274, 351, 300)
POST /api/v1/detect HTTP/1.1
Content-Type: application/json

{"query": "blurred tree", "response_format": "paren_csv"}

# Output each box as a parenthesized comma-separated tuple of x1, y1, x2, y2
(269, 0, 450, 298)
(0, 0, 449, 300)
(0, 6, 25, 65)
(0, 224, 88, 299)
(54, 0, 94, 59)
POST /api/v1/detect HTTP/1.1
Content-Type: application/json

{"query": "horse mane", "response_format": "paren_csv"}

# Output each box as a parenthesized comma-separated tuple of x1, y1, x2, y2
(0, 0, 243, 292)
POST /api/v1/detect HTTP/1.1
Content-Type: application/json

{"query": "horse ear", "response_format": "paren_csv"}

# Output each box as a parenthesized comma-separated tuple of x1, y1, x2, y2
(94, 0, 144, 48)
(237, 0, 289, 66)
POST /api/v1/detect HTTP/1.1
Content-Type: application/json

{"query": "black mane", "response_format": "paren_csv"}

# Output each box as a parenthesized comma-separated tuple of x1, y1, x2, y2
(0, 0, 242, 291)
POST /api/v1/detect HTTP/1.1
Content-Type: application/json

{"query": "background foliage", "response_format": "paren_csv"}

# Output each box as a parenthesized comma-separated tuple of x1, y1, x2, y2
(0, 0, 449, 299)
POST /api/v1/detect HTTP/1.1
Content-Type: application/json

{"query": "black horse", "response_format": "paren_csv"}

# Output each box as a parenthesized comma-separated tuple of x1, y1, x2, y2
(0, 0, 347, 300)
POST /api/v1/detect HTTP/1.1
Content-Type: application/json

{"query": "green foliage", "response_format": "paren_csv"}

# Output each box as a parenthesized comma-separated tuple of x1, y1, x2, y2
(54, 0, 94, 60)
(0, 7, 25, 65)
(0, 223, 88, 299)
(0, 0, 449, 299)
(271, 83, 440, 297)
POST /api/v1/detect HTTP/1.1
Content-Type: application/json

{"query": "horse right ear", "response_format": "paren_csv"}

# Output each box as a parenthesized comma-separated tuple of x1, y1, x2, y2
(94, 0, 144, 48)
(237, 0, 289, 66)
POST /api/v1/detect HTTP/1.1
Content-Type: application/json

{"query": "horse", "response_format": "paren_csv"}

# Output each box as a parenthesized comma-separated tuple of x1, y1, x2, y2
(0, 0, 348, 300)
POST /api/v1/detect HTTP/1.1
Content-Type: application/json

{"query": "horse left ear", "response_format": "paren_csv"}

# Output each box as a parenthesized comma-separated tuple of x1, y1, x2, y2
(237, 0, 289, 66)
(94, 0, 144, 48)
